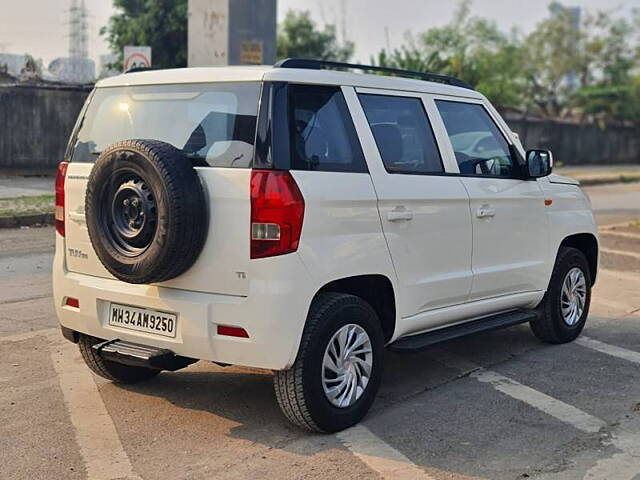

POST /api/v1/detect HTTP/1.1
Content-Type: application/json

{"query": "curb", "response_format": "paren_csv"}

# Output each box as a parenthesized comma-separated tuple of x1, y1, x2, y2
(0, 213, 54, 229)
(568, 175, 640, 187)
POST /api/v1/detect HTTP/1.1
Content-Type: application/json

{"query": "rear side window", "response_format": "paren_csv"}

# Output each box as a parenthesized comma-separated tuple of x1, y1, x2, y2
(289, 85, 366, 173)
(358, 94, 444, 175)
(71, 82, 260, 167)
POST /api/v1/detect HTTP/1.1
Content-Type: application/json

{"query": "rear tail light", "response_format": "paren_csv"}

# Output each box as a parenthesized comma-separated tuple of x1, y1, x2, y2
(250, 170, 305, 259)
(55, 162, 69, 236)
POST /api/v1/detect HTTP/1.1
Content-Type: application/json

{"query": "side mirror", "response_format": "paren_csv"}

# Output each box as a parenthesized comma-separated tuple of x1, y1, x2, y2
(526, 149, 553, 178)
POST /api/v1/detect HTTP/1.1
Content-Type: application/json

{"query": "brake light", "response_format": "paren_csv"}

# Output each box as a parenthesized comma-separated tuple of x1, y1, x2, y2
(250, 170, 305, 259)
(55, 162, 69, 236)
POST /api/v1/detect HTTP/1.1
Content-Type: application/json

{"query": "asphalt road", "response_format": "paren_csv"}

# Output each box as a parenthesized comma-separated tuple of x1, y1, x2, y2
(1, 182, 639, 480)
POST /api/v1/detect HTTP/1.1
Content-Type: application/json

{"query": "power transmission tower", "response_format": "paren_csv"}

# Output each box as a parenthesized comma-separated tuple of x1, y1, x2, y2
(69, 0, 89, 58)
(340, 0, 347, 45)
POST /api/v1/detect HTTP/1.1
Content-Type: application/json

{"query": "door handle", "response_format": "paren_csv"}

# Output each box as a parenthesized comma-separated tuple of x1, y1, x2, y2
(476, 205, 496, 218)
(387, 208, 413, 222)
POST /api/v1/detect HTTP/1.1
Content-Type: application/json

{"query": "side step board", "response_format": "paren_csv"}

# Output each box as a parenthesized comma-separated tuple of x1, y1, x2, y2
(389, 310, 538, 353)
(93, 339, 197, 371)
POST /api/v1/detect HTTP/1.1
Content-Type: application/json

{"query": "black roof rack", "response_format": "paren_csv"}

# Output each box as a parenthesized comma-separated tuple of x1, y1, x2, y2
(274, 58, 474, 90)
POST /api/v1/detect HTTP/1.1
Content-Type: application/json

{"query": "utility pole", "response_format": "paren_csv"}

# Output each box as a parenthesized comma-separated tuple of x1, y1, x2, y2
(69, 0, 89, 59)
(340, 0, 347, 45)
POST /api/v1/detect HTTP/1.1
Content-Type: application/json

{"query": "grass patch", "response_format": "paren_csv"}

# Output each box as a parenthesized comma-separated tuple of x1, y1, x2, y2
(0, 194, 55, 216)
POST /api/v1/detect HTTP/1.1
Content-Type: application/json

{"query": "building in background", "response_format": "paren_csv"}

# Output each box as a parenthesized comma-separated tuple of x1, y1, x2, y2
(0, 54, 30, 78)
(188, 0, 276, 67)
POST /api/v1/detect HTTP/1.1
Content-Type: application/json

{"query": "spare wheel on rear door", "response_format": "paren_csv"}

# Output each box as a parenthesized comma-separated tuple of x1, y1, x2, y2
(85, 139, 208, 284)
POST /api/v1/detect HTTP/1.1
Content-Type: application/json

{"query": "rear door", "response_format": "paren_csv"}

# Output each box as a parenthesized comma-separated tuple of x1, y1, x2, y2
(63, 82, 262, 296)
(345, 87, 473, 321)
(433, 98, 548, 301)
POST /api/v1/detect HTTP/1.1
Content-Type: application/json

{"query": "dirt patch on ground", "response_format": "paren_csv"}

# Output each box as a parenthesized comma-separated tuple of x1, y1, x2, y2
(600, 232, 640, 253)
(600, 253, 640, 273)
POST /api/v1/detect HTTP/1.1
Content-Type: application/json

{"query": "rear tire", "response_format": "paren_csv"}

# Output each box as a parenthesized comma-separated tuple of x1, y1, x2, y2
(273, 293, 384, 433)
(530, 247, 592, 344)
(78, 335, 160, 384)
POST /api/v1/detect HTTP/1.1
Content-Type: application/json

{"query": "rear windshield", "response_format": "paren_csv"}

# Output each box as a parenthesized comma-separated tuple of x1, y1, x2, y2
(70, 82, 261, 167)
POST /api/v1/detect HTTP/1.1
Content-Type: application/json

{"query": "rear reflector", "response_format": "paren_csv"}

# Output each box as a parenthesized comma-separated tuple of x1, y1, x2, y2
(217, 325, 249, 338)
(65, 297, 80, 308)
(250, 170, 304, 259)
(55, 162, 69, 236)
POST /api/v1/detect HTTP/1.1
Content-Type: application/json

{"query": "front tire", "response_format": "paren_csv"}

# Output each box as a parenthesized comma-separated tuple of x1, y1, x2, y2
(78, 335, 160, 383)
(530, 247, 592, 344)
(274, 293, 384, 432)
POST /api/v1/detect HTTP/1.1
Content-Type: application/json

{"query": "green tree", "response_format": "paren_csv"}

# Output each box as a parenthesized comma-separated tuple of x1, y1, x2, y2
(570, 10, 640, 123)
(277, 10, 354, 61)
(373, 0, 640, 121)
(373, 1, 527, 108)
(101, 0, 188, 70)
(103, 4, 352, 69)
(521, 4, 640, 118)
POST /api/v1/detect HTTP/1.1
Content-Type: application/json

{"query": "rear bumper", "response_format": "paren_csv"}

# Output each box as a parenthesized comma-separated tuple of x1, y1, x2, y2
(53, 250, 316, 371)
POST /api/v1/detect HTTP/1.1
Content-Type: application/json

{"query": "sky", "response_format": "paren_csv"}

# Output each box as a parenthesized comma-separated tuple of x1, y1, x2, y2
(1, 0, 639, 69)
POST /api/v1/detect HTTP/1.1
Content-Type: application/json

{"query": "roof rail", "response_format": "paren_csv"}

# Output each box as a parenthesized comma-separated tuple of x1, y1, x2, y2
(274, 58, 474, 90)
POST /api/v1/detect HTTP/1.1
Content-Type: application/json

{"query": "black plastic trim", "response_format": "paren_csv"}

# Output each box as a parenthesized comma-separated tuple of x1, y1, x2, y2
(60, 325, 79, 343)
(389, 310, 538, 353)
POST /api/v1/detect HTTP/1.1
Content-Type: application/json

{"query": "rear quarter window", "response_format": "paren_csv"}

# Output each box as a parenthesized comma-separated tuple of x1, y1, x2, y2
(288, 85, 367, 173)
(70, 82, 261, 168)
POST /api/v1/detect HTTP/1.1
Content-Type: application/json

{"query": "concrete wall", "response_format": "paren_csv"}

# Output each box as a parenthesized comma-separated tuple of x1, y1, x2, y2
(0, 84, 91, 169)
(505, 114, 640, 166)
(0, 84, 638, 169)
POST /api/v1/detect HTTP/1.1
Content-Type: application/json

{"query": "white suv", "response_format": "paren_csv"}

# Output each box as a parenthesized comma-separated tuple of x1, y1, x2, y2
(53, 59, 599, 432)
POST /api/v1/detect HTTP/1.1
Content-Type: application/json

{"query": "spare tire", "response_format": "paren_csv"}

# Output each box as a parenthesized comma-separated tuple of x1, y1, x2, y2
(85, 139, 207, 284)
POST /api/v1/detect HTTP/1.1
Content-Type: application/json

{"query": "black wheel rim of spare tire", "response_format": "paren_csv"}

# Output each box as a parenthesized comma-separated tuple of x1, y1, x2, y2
(101, 171, 158, 257)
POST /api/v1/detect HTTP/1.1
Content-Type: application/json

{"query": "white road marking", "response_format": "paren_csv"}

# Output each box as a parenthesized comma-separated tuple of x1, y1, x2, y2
(577, 337, 640, 365)
(439, 347, 640, 479)
(0, 328, 57, 343)
(432, 347, 606, 433)
(337, 424, 437, 480)
(471, 369, 606, 433)
(601, 247, 640, 261)
(47, 332, 141, 480)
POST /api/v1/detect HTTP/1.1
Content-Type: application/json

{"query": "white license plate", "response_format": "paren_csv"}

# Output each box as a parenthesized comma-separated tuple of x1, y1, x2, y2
(108, 303, 178, 338)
